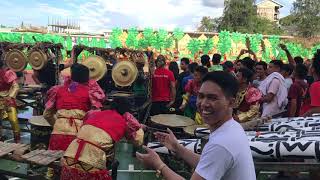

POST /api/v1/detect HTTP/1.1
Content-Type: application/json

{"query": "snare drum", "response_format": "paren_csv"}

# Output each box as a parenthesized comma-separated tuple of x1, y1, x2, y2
(28, 116, 52, 150)
(183, 124, 209, 137)
(150, 114, 195, 138)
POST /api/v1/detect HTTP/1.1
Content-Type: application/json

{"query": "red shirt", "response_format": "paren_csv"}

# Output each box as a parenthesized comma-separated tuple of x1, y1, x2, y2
(310, 81, 320, 107)
(152, 67, 175, 102)
(287, 80, 308, 116)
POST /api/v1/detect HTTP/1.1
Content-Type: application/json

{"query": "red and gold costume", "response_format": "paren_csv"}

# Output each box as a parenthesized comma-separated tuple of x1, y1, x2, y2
(234, 86, 262, 122)
(60, 110, 144, 180)
(0, 68, 20, 142)
(43, 77, 105, 151)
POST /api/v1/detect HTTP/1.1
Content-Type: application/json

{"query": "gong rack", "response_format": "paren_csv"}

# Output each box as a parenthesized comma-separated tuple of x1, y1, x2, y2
(72, 45, 153, 123)
(0, 41, 63, 73)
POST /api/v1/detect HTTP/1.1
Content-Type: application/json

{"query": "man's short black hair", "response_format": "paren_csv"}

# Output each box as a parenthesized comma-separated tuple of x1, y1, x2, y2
(181, 57, 190, 65)
(238, 68, 254, 83)
(71, 63, 89, 83)
(241, 57, 255, 70)
(255, 61, 268, 70)
(188, 62, 198, 74)
(270, 60, 284, 70)
(295, 64, 308, 79)
(313, 49, 320, 76)
(111, 96, 131, 115)
(202, 71, 239, 98)
(0, 60, 3, 68)
(294, 56, 304, 65)
(212, 53, 222, 64)
(195, 66, 208, 76)
(281, 64, 294, 75)
(201, 55, 211, 67)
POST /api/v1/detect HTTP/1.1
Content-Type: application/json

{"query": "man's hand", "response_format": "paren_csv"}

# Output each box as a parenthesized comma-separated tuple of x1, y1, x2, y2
(136, 145, 164, 170)
(154, 128, 180, 152)
(166, 101, 175, 108)
(279, 44, 288, 51)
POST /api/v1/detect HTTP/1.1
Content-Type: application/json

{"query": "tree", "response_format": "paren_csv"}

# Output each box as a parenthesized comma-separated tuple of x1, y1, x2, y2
(292, 0, 320, 37)
(197, 16, 221, 32)
(219, 0, 257, 32)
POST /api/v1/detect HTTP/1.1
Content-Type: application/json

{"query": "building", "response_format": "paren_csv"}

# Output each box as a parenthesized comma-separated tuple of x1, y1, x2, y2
(256, 0, 284, 23)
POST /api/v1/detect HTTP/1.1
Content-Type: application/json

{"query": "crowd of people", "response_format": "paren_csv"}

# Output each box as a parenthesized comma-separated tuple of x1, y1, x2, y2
(1, 42, 320, 179)
(151, 44, 320, 124)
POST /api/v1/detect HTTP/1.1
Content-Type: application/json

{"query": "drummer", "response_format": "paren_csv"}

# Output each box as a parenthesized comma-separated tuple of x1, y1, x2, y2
(60, 97, 144, 180)
(43, 63, 105, 151)
(0, 60, 20, 142)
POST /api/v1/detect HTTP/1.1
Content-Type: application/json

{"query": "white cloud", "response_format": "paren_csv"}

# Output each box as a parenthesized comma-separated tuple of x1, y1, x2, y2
(38, 3, 73, 17)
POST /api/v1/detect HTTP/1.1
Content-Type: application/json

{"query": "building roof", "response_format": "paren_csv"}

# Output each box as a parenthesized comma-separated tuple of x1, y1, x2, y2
(256, 0, 284, 8)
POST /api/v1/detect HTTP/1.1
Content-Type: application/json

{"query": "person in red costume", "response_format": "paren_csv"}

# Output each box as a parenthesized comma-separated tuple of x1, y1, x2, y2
(0, 60, 20, 142)
(60, 97, 144, 180)
(43, 63, 105, 151)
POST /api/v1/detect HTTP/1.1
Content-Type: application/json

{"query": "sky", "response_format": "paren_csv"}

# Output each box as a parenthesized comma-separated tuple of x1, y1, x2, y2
(0, 0, 294, 33)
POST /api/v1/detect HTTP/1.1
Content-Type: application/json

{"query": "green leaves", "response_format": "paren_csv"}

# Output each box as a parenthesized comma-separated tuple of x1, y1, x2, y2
(218, 30, 232, 55)
(109, 28, 123, 48)
(201, 38, 214, 54)
(173, 28, 184, 41)
(126, 27, 139, 49)
(187, 39, 201, 56)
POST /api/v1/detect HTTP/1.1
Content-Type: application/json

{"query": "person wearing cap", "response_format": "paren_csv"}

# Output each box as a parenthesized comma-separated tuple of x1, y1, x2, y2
(151, 55, 176, 115)
(0, 60, 20, 142)
(60, 97, 144, 180)
(43, 63, 105, 151)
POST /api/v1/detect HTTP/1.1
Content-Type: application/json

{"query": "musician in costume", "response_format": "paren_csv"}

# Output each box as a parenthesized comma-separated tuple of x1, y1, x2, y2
(0, 60, 20, 142)
(180, 66, 207, 124)
(60, 97, 144, 180)
(234, 68, 262, 122)
(43, 63, 105, 151)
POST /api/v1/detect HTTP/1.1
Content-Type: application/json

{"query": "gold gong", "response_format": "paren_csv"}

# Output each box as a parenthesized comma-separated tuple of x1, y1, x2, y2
(82, 55, 107, 81)
(112, 61, 138, 87)
(28, 49, 48, 70)
(4, 49, 28, 72)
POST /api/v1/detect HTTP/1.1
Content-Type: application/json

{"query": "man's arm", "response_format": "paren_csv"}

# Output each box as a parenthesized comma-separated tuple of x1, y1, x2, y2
(261, 93, 275, 103)
(303, 107, 320, 117)
(32, 71, 41, 84)
(175, 143, 201, 169)
(280, 44, 295, 66)
(288, 99, 297, 117)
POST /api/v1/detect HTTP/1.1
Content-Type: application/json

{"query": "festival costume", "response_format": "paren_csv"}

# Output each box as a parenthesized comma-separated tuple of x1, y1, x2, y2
(44, 77, 105, 151)
(234, 85, 262, 122)
(0, 68, 20, 142)
(182, 79, 203, 124)
(60, 110, 144, 180)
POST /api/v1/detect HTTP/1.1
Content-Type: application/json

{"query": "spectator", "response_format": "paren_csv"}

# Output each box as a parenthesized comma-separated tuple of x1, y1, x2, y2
(223, 61, 236, 76)
(182, 62, 198, 89)
(281, 64, 294, 90)
(180, 66, 208, 122)
(253, 61, 268, 88)
(287, 64, 308, 117)
(208, 53, 223, 72)
(169, 61, 179, 80)
(259, 60, 288, 118)
(234, 68, 262, 122)
(240, 57, 256, 71)
(200, 55, 211, 69)
(151, 55, 176, 115)
(136, 71, 256, 180)
(175, 58, 190, 110)
(303, 50, 320, 117)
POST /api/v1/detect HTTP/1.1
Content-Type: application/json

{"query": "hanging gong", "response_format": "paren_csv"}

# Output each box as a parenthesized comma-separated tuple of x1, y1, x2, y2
(4, 49, 28, 72)
(112, 60, 138, 87)
(82, 55, 107, 81)
(28, 49, 48, 70)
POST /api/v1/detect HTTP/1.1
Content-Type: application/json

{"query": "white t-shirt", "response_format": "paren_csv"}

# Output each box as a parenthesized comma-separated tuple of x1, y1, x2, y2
(284, 78, 293, 91)
(195, 119, 256, 180)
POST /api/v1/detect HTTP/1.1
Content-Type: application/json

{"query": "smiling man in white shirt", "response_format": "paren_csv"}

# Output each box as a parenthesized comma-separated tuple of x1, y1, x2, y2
(136, 71, 256, 180)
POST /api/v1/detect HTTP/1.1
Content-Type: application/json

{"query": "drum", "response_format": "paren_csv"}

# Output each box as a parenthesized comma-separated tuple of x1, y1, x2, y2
(28, 116, 53, 150)
(183, 124, 209, 137)
(150, 114, 195, 138)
